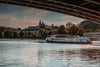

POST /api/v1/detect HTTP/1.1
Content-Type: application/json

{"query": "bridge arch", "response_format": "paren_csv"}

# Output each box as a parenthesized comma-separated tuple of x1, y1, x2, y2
(0, 0, 100, 23)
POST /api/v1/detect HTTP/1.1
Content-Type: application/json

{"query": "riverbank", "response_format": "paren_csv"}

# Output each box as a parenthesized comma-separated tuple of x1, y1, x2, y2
(0, 38, 46, 43)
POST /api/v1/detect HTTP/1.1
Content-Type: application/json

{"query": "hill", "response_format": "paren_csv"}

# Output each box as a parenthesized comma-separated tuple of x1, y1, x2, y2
(80, 20, 100, 31)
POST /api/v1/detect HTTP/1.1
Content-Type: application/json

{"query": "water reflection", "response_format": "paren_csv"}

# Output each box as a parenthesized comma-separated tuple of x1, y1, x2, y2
(0, 40, 100, 67)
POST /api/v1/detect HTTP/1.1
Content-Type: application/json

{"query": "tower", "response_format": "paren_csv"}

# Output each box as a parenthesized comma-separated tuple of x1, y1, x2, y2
(39, 19, 41, 26)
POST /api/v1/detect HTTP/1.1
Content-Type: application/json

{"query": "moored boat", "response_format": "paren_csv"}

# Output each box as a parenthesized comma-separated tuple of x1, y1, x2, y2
(45, 34, 92, 44)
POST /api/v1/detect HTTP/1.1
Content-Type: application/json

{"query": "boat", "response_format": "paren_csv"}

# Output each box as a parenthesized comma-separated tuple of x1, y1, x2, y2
(45, 34, 92, 44)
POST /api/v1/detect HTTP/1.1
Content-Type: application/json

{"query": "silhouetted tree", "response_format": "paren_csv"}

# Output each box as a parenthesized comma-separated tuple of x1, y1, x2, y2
(25, 32, 28, 35)
(43, 30, 48, 38)
(0, 32, 5, 38)
(9, 31, 14, 38)
(20, 31, 25, 37)
(5, 31, 10, 38)
(1, 27, 6, 32)
(57, 25, 67, 34)
(69, 25, 84, 35)
(66, 22, 73, 29)
(77, 28, 85, 36)
(14, 31, 20, 38)
(32, 32, 38, 39)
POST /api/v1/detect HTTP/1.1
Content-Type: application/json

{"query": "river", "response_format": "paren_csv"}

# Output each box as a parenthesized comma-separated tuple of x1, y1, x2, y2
(0, 40, 100, 67)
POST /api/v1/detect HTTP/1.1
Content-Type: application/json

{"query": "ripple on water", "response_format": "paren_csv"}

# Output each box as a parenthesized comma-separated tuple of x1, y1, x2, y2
(0, 40, 100, 67)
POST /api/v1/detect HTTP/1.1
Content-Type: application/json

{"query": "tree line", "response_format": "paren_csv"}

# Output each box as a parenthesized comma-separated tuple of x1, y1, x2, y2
(0, 22, 100, 39)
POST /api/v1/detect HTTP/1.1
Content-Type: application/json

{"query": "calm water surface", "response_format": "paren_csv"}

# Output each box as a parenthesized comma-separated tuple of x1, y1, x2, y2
(0, 40, 100, 67)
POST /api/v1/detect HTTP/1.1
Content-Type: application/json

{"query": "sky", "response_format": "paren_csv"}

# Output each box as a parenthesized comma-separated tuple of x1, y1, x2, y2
(0, 3, 84, 29)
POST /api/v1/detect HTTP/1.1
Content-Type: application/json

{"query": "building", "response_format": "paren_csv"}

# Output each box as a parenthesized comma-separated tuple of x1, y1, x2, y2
(39, 20, 46, 29)
(23, 20, 58, 31)
(39, 20, 58, 30)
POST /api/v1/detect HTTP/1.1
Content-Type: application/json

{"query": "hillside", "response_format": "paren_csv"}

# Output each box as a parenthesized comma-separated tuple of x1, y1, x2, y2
(80, 20, 100, 31)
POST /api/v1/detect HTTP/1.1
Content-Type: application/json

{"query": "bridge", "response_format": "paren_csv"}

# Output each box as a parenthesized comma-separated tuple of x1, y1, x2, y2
(0, 0, 100, 23)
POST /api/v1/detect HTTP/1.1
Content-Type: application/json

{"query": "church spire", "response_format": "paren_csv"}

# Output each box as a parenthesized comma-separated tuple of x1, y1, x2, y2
(39, 19, 41, 25)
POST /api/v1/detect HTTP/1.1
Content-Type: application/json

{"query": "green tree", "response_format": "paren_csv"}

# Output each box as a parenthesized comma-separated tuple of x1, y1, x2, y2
(0, 32, 5, 38)
(9, 31, 14, 38)
(66, 22, 73, 34)
(77, 28, 85, 36)
(1, 27, 6, 32)
(35, 32, 38, 37)
(69, 25, 78, 35)
(57, 25, 67, 34)
(20, 31, 25, 37)
(28, 32, 31, 35)
(25, 32, 28, 35)
(32, 32, 38, 39)
(85, 28, 93, 32)
(14, 31, 20, 38)
(43, 30, 48, 38)
(5, 31, 10, 38)
(39, 29, 45, 37)
(0, 29, 1, 32)
(66, 22, 73, 29)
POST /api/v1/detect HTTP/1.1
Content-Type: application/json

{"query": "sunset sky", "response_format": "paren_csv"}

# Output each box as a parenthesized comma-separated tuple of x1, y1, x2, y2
(0, 3, 84, 29)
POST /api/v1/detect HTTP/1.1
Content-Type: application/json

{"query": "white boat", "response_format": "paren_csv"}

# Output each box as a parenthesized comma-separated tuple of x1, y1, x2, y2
(45, 34, 92, 44)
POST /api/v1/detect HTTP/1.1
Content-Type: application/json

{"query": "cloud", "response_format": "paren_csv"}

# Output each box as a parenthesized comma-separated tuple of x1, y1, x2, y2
(62, 15, 81, 19)
(0, 15, 16, 22)
(26, 8, 49, 16)
(9, 18, 16, 21)
(23, 19, 39, 26)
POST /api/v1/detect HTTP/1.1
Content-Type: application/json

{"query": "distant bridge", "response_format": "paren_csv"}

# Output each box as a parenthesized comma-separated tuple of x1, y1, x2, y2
(0, 0, 100, 23)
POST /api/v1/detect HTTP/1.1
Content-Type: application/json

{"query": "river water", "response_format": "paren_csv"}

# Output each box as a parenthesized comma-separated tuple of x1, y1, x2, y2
(0, 40, 100, 67)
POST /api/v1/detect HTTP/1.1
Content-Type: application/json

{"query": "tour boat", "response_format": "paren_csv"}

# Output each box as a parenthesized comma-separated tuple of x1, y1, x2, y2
(45, 34, 92, 44)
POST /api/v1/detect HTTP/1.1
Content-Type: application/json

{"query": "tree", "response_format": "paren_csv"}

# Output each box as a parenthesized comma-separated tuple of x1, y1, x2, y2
(39, 29, 45, 37)
(17, 28, 21, 31)
(1, 27, 6, 32)
(14, 31, 20, 38)
(69, 25, 79, 35)
(5, 31, 10, 38)
(85, 28, 93, 32)
(35, 32, 38, 37)
(57, 25, 67, 34)
(0, 29, 1, 32)
(32, 32, 34, 35)
(32, 32, 38, 39)
(68, 25, 85, 36)
(77, 28, 85, 36)
(25, 32, 28, 35)
(66, 22, 73, 34)
(43, 30, 48, 38)
(20, 31, 25, 37)
(95, 29, 100, 32)
(66, 22, 73, 29)
(9, 31, 14, 38)
(0, 32, 5, 38)
(28, 32, 31, 35)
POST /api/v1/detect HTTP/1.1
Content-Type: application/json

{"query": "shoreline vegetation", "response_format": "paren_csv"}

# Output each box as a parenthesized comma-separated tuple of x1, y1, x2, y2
(0, 22, 100, 40)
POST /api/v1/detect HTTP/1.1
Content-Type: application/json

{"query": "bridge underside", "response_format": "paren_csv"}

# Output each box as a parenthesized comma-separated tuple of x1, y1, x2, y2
(0, 0, 100, 23)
